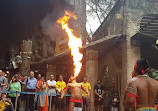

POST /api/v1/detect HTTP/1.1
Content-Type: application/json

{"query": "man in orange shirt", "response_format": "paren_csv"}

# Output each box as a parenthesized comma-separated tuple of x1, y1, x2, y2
(35, 74, 42, 111)
(36, 74, 42, 92)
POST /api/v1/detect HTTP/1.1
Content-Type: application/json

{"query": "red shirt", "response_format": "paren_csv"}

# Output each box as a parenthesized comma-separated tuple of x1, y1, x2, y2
(18, 76, 25, 92)
(36, 79, 42, 92)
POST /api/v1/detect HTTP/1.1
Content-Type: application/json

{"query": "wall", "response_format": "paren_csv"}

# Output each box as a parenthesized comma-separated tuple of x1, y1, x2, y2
(98, 40, 127, 110)
(92, 0, 126, 41)
(124, 0, 158, 79)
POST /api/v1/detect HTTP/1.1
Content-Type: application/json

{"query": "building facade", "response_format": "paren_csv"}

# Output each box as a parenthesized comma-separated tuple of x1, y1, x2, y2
(90, 0, 158, 110)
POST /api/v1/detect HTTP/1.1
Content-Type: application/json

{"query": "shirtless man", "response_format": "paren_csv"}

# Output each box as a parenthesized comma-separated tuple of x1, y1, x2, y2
(60, 76, 89, 111)
(124, 58, 158, 111)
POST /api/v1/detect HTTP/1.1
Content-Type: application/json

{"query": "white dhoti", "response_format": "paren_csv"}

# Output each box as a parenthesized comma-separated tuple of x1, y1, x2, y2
(74, 107, 82, 111)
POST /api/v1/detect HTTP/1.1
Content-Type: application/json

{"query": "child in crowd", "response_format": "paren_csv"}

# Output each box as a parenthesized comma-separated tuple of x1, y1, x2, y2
(0, 94, 14, 111)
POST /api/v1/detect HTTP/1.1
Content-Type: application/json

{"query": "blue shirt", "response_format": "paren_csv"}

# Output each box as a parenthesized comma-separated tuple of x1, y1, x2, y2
(24, 77, 37, 89)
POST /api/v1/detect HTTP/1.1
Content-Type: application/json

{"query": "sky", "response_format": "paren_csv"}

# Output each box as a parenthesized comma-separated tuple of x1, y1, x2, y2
(86, 5, 101, 37)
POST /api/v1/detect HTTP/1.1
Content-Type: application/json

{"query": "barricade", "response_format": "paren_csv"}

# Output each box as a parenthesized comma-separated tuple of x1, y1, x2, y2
(0, 91, 71, 111)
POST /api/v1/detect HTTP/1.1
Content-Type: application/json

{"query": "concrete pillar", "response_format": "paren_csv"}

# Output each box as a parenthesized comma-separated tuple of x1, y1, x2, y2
(119, 38, 140, 111)
(20, 40, 32, 76)
(86, 49, 98, 108)
(126, 38, 140, 80)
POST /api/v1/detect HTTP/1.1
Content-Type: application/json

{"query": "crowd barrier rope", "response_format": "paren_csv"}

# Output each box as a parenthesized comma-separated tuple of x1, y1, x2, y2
(0, 91, 71, 96)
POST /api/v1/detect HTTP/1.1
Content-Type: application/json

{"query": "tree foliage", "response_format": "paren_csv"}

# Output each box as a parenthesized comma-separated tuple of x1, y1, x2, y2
(148, 68, 158, 81)
(86, 0, 118, 38)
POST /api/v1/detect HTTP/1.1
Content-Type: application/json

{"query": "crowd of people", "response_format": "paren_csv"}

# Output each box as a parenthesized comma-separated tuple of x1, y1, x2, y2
(0, 58, 158, 111)
(0, 69, 120, 111)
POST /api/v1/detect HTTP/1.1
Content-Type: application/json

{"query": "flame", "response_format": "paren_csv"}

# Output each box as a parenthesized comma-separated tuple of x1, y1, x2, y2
(57, 11, 83, 77)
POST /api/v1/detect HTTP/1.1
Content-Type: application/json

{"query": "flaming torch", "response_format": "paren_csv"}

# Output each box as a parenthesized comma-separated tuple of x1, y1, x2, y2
(57, 11, 83, 78)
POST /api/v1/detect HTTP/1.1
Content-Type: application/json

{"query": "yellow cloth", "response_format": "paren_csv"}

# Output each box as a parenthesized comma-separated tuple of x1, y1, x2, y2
(137, 107, 156, 111)
(0, 100, 10, 111)
(56, 81, 66, 94)
(81, 82, 91, 96)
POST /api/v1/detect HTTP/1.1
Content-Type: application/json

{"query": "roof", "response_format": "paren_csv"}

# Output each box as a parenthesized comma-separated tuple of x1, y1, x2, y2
(31, 34, 125, 66)
(83, 34, 124, 49)
(140, 14, 158, 38)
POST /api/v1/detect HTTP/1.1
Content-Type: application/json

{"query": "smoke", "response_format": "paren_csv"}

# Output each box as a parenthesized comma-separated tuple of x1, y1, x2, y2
(41, 0, 66, 41)
(41, 12, 58, 41)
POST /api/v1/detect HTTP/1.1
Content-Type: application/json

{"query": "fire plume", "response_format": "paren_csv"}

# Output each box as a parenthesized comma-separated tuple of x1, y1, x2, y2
(57, 11, 83, 77)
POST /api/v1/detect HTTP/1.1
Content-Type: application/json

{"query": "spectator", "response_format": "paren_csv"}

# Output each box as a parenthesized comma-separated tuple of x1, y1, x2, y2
(8, 76, 21, 111)
(47, 74, 56, 110)
(0, 70, 7, 92)
(103, 91, 112, 111)
(3, 72, 8, 91)
(0, 94, 14, 111)
(111, 92, 120, 111)
(36, 74, 42, 92)
(56, 75, 66, 111)
(38, 77, 48, 111)
(16, 74, 25, 111)
(35, 74, 42, 111)
(94, 78, 105, 111)
(82, 76, 91, 111)
(24, 71, 37, 111)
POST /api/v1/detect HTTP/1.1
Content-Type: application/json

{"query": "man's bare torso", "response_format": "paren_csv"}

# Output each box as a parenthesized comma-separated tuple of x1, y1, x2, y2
(67, 82, 82, 99)
(131, 75, 158, 108)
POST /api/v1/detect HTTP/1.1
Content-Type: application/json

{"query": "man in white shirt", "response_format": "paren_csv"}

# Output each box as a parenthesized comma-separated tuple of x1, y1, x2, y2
(47, 74, 56, 110)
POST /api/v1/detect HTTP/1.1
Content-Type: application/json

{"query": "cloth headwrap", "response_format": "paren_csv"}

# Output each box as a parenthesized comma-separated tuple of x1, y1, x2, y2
(68, 77, 76, 83)
(132, 70, 135, 78)
(134, 59, 149, 75)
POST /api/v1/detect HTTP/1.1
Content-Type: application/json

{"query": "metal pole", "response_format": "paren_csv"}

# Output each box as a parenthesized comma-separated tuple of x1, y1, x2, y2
(15, 91, 19, 111)
(49, 94, 52, 111)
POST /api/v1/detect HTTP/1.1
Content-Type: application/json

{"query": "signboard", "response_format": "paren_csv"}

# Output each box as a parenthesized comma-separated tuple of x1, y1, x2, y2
(55, 37, 70, 55)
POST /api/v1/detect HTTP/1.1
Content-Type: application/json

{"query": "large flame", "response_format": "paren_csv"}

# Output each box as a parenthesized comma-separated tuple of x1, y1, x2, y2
(57, 11, 83, 77)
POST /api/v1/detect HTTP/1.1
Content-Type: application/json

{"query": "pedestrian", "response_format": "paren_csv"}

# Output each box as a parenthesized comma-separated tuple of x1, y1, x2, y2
(8, 76, 21, 111)
(94, 78, 105, 111)
(124, 58, 157, 110)
(56, 75, 66, 111)
(0, 94, 14, 111)
(16, 73, 25, 111)
(103, 91, 112, 111)
(111, 92, 120, 111)
(35, 73, 42, 111)
(47, 74, 56, 110)
(81, 76, 91, 111)
(3, 72, 8, 91)
(0, 70, 7, 92)
(36, 74, 42, 92)
(24, 71, 37, 111)
(38, 77, 48, 111)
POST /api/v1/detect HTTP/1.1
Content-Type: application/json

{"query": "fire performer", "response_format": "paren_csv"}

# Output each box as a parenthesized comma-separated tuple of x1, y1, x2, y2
(60, 76, 89, 111)
(124, 58, 158, 111)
